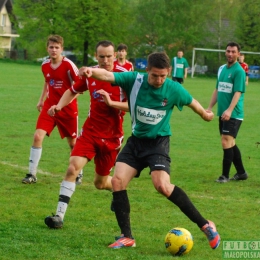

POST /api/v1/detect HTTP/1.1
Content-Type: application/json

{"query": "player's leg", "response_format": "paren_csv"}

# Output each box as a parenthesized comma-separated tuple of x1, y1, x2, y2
(230, 144, 248, 180)
(57, 155, 87, 216)
(22, 128, 47, 184)
(219, 134, 234, 180)
(108, 162, 137, 249)
(66, 136, 84, 185)
(93, 137, 122, 191)
(66, 135, 76, 150)
(149, 136, 220, 249)
(45, 132, 95, 228)
(93, 174, 112, 190)
(93, 153, 113, 191)
(216, 118, 246, 182)
(151, 170, 207, 225)
(22, 109, 56, 184)
(44, 155, 88, 229)
(151, 170, 220, 249)
(58, 115, 84, 185)
(228, 120, 248, 181)
(109, 136, 143, 248)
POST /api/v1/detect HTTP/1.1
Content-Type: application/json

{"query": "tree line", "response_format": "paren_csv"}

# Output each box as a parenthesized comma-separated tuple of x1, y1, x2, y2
(12, 0, 260, 66)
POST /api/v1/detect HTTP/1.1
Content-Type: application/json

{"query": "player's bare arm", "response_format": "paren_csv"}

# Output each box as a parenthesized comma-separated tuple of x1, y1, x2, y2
(184, 68, 188, 78)
(207, 89, 218, 111)
(48, 89, 77, 116)
(96, 89, 129, 112)
(37, 82, 48, 112)
(79, 67, 115, 83)
(188, 98, 214, 122)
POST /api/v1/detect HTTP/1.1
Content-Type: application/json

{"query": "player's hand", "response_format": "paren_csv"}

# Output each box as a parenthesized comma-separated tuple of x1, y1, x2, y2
(36, 101, 44, 112)
(221, 110, 231, 121)
(79, 67, 92, 77)
(96, 89, 112, 106)
(203, 110, 214, 121)
(48, 105, 60, 116)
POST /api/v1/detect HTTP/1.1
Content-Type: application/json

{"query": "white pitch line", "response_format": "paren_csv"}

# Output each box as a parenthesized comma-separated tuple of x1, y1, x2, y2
(0, 161, 56, 176)
(1, 161, 259, 204)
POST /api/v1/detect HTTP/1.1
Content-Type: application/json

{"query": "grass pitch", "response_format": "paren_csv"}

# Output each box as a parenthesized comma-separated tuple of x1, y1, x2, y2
(0, 60, 260, 260)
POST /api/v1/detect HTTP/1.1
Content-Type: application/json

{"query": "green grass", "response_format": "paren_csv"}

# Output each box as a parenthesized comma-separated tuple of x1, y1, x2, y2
(1, 60, 260, 260)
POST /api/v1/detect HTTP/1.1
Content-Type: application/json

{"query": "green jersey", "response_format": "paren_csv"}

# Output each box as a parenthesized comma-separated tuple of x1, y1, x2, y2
(216, 62, 246, 119)
(171, 57, 189, 78)
(113, 71, 192, 139)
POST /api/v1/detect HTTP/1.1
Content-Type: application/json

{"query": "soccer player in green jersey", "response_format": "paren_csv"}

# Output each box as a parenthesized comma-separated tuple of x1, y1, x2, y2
(79, 52, 220, 250)
(169, 50, 189, 84)
(207, 42, 248, 183)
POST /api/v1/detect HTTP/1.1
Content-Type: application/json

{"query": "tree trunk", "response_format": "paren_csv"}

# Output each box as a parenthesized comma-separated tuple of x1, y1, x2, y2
(83, 40, 89, 65)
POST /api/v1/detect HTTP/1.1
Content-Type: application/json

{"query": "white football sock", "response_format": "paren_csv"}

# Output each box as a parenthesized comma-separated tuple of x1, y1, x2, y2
(56, 180, 76, 220)
(29, 147, 42, 176)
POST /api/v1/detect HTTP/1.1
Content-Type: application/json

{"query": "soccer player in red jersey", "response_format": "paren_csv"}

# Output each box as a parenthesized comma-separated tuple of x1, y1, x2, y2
(22, 35, 83, 184)
(114, 43, 134, 72)
(44, 40, 129, 228)
(238, 53, 249, 85)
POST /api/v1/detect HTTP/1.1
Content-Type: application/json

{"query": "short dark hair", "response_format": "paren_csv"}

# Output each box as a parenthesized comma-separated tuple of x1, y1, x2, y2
(147, 52, 170, 70)
(95, 40, 115, 51)
(47, 35, 64, 47)
(226, 42, 241, 52)
(117, 43, 128, 51)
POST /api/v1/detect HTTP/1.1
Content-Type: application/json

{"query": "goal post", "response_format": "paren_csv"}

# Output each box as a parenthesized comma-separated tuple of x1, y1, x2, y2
(191, 48, 260, 78)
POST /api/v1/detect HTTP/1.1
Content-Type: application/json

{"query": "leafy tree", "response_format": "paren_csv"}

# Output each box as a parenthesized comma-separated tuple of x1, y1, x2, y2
(235, 0, 260, 59)
(126, 0, 221, 59)
(202, 0, 239, 48)
(13, 0, 132, 64)
(192, 0, 240, 69)
(12, 0, 249, 68)
(60, 0, 132, 65)
(13, 0, 67, 58)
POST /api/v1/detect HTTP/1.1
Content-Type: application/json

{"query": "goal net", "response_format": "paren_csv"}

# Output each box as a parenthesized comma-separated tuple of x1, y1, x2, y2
(191, 48, 260, 78)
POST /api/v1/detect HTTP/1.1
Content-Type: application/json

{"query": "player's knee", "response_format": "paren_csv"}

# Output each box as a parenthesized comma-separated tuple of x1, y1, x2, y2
(221, 138, 227, 147)
(154, 181, 168, 196)
(111, 175, 126, 191)
(66, 164, 78, 179)
(111, 175, 121, 187)
(33, 132, 44, 144)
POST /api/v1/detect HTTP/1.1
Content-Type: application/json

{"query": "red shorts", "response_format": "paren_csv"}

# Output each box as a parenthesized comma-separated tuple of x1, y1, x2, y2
(71, 131, 123, 176)
(36, 108, 78, 139)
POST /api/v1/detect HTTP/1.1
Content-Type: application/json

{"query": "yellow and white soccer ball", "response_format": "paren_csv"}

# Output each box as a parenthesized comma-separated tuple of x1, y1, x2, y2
(165, 227, 193, 256)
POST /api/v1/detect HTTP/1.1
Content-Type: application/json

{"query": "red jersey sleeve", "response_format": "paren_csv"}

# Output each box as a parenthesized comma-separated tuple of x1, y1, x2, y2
(71, 77, 89, 94)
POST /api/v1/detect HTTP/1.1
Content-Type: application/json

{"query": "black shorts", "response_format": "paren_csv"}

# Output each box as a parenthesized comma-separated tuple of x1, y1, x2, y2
(219, 117, 242, 138)
(116, 135, 171, 177)
(172, 77, 183, 84)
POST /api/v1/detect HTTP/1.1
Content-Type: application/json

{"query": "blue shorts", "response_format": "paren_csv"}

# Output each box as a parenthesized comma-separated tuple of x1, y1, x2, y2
(116, 135, 171, 177)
